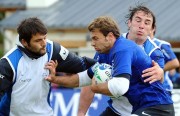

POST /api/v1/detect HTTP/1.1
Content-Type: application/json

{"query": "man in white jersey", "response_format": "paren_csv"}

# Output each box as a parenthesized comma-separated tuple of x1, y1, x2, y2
(78, 5, 165, 116)
(0, 17, 96, 116)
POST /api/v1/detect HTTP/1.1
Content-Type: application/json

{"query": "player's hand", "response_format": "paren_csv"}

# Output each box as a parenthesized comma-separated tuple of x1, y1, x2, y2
(44, 60, 58, 82)
(91, 77, 97, 85)
(142, 60, 164, 84)
(87, 62, 100, 78)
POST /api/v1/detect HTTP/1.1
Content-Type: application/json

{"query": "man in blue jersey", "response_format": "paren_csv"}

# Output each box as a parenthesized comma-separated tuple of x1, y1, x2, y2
(78, 5, 166, 116)
(0, 17, 96, 116)
(45, 16, 174, 115)
(150, 25, 179, 94)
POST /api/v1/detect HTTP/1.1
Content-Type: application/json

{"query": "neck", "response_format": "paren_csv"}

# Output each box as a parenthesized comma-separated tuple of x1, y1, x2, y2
(135, 39, 145, 45)
(17, 45, 44, 59)
(127, 33, 146, 45)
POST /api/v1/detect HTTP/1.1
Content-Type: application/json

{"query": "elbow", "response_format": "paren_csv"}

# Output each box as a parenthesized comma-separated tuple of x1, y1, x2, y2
(173, 59, 180, 68)
(108, 78, 129, 98)
(176, 61, 180, 68)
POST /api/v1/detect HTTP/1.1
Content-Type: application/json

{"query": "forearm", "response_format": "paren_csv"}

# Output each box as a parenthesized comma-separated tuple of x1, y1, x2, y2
(164, 59, 180, 71)
(52, 74, 79, 88)
(78, 86, 95, 115)
(91, 77, 129, 98)
(91, 82, 112, 96)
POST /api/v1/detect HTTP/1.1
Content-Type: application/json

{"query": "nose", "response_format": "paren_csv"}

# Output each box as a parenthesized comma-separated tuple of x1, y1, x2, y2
(42, 38, 46, 47)
(139, 22, 144, 29)
(91, 40, 95, 46)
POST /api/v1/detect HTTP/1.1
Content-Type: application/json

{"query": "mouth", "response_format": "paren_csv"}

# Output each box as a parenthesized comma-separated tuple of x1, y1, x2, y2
(94, 47, 99, 51)
(137, 31, 143, 36)
(41, 47, 46, 50)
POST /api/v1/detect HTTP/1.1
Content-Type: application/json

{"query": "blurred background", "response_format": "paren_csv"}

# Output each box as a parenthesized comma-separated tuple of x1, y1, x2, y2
(0, 0, 180, 116)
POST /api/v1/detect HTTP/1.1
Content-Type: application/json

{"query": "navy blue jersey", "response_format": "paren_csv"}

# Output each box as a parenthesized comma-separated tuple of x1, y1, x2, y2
(95, 36, 173, 113)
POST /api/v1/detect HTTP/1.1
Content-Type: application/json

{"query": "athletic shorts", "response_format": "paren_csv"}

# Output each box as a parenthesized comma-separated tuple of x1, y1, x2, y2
(132, 104, 175, 116)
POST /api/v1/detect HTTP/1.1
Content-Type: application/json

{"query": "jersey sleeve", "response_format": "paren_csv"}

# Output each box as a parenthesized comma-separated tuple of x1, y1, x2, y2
(161, 44, 177, 63)
(51, 42, 96, 73)
(150, 48, 165, 69)
(0, 58, 13, 97)
(112, 50, 132, 77)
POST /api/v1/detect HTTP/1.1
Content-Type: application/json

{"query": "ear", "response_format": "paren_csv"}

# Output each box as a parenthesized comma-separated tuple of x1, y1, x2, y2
(21, 39, 28, 47)
(127, 20, 131, 28)
(108, 32, 114, 38)
(107, 32, 115, 40)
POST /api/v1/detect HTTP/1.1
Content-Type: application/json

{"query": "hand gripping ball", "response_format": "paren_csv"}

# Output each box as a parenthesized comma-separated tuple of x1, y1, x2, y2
(94, 63, 112, 83)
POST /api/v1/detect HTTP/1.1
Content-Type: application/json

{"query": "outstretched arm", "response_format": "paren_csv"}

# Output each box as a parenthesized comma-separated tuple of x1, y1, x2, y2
(45, 60, 93, 88)
(45, 60, 80, 87)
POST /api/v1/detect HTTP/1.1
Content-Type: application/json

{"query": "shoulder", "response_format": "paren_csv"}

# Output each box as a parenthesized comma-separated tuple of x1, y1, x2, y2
(153, 38, 170, 47)
(2, 47, 23, 64)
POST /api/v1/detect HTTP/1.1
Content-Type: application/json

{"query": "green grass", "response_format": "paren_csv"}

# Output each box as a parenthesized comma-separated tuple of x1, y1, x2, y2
(0, 32, 3, 43)
(0, 49, 3, 58)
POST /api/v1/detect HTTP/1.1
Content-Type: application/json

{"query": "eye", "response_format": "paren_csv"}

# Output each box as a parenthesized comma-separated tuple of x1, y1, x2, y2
(145, 21, 151, 25)
(136, 19, 141, 22)
(36, 39, 41, 42)
(92, 37, 98, 41)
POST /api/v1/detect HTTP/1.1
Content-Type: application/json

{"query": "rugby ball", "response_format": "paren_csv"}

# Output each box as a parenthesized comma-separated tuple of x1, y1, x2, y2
(94, 63, 112, 83)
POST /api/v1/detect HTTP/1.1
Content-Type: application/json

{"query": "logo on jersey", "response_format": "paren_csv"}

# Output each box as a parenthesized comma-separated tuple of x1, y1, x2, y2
(142, 111, 151, 116)
(0, 74, 4, 79)
(59, 46, 69, 60)
(19, 79, 31, 83)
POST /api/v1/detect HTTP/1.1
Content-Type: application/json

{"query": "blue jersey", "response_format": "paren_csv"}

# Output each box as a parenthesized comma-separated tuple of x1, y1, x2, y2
(143, 37, 165, 68)
(95, 36, 173, 113)
(153, 38, 177, 91)
(153, 38, 176, 63)
(122, 33, 164, 68)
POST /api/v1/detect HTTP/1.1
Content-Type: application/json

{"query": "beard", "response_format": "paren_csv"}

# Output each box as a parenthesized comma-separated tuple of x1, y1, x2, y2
(18, 45, 46, 59)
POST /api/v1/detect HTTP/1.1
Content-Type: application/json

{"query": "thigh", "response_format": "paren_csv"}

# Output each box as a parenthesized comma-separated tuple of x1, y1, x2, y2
(132, 104, 175, 116)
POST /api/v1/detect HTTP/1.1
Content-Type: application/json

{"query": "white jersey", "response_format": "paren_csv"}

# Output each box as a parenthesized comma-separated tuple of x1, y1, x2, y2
(0, 39, 96, 115)
(3, 40, 53, 116)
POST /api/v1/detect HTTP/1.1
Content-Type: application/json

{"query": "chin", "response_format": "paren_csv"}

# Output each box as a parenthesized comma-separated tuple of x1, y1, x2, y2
(41, 49, 47, 55)
(41, 52, 46, 56)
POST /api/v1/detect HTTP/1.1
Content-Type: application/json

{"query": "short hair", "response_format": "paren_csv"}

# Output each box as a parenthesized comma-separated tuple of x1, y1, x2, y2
(125, 5, 156, 30)
(17, 17, 47, 43)
(88, 16, 120, 39)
